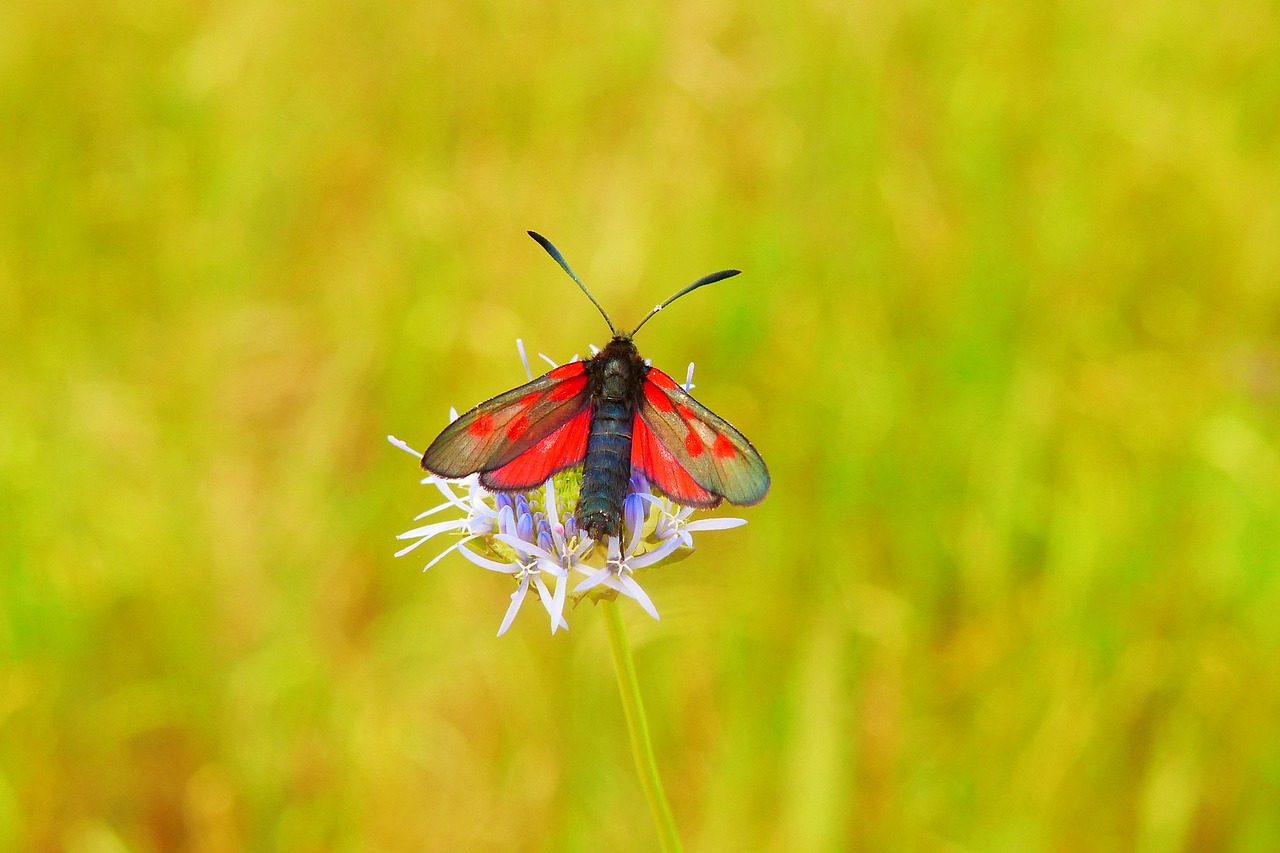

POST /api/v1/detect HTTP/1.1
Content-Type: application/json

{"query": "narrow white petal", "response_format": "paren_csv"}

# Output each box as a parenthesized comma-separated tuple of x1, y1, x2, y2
(394, 537, 431, 558)
(387, 435, 422, 458)
(468, 485, 494, 514)
(636, 493, 665, 509)
(396, 518, 467, 542)
(574, 567, 612, 593)
(494, 533, 557, 563)
(535, 557, 569, 578)
(457, 546, 519, 573)
(544, 477, 560, 523)
(543, 478, 568, 552)
(625, 536, 683, 569)
(429, 477, 471, 512)
(421, 535, 481, 572)
(516, 339, 533, 381)
(497, 576, 531, 636)
(413, 501, 461, 522)
(468, 515, 496, 536)
(616, 574, 660, 620)
(539, 352, 559, 369)
(550, 575, 569, 633)
(681, 518, 748, 532)
(532, 574, 559, 630)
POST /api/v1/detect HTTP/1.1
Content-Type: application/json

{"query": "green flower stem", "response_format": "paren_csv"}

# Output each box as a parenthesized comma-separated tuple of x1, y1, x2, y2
(602, 599, 683, 853)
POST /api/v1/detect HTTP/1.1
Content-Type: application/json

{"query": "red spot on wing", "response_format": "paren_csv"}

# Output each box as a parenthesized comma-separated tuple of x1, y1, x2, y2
(468, 414, 494, 437)
(548, 361, 585, 379)
(684, 430, 704, 456)
(506, 414, 530, 441)
(632, 416, 717, 506)
(648, 368, 680, 391)
(548, 374, 587, 401)
(483, 409, 590, 490)
(643, 379, 675, 413)
(518, 391, 541, 407)
(676, 404, 697, 422)
(712, 434, 736, 459)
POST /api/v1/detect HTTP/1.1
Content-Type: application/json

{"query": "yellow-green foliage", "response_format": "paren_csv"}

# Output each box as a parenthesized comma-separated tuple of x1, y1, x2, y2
(3, 0, 1279, 850)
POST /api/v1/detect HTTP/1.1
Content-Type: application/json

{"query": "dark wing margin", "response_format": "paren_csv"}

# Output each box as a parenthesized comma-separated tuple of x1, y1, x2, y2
(421, 361, 590, 479)
(635, 366, 770, 506)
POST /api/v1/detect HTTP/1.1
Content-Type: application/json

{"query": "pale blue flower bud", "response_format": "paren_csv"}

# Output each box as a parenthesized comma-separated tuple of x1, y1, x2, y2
(624, 492, 646, 541)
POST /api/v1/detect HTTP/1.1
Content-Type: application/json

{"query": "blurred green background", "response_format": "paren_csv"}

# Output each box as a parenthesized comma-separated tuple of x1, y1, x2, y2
(3, 0, 1280, 850)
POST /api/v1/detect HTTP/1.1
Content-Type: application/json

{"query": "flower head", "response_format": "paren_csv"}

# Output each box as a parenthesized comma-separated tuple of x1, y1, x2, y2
(389, 345, 747, 636)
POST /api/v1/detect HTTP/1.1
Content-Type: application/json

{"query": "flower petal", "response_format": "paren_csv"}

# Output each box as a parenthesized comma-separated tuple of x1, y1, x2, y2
(421, 535, 481, 572)
(636, 493, 665, 509)
(427, 476, 472, 512)
(535, 557, 568, 579)
(394, 524, 470, 558)
(625, 535, 683, 569)
(387, 435, 422, 458)
(493, 534, 558, 564)
(457, 546, 518, 573)
(396, 518, 467, 542)
(544, 477, 568, 552)
(413, 501, 461, 522)
(681, 517, 748, 532)
(569, 538, 594, 562)
(614, 573, 660, 621)
(497, 575, 531, 636)
(550, 574, 569, 634)
(517, 339, 533, 381)
(624, 494, 648, 557)
(532, 574, 562, 632)
(574, 567, 612, 593)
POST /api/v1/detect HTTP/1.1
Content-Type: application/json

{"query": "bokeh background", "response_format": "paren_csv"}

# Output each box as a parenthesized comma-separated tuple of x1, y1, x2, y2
(4, 0, 1280, 850)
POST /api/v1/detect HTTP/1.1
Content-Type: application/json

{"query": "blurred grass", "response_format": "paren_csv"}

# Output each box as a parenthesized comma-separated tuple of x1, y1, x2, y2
(2, 0, 1279, 850)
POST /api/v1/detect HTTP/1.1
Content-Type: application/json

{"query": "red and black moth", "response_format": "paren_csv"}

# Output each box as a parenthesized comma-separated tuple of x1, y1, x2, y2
(421, 232, 770, 542)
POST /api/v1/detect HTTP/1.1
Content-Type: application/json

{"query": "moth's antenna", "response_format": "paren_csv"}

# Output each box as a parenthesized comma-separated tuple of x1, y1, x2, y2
(527, 231, 617, 336)
(629, 268, 741, 337)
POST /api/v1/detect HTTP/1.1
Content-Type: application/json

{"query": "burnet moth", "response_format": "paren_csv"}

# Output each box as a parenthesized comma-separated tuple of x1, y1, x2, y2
(421, 232, 770, 543)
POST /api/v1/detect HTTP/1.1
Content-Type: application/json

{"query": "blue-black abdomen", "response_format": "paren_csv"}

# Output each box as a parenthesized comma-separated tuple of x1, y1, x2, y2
(578, 337, 646, 541)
